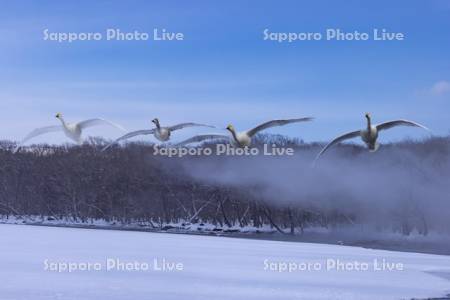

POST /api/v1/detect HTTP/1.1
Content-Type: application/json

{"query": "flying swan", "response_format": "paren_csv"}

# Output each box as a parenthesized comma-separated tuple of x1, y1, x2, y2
(176, 117, 314, 147)
(102, 118, 215, 151)
(14, 113, 126, 153)
(314, 113, 429, 162)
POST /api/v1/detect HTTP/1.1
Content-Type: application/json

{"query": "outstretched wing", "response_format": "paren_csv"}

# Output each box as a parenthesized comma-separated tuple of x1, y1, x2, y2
(314, 130, 361, 162)
(376, 119, 429, 132)
(247, 117, 314, 137)
(102, 129, 155, 151)
(14, 125, 62, 153)
(175, 134, 229, 147)
(169, 123, 215, 132)
(78, 118, 126, 132)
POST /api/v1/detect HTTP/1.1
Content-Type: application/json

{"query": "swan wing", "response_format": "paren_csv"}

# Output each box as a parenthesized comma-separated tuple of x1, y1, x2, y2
(102, 129, 155, 151)
(78, 118, 126, 132)
(247, 117, 314, 137)
(175, 134, 229, 147)
(169, 123, 215, 131)
(314, 130, 361, 161)
(376, 119, 429, 132)
(14, 125, 62, 153)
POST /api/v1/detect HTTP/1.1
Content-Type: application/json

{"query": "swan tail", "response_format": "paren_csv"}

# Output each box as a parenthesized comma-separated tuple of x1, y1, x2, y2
(369, 143, 380, 152)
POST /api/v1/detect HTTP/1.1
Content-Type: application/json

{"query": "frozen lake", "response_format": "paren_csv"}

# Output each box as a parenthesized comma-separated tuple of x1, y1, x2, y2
(0, 224, 449, 300)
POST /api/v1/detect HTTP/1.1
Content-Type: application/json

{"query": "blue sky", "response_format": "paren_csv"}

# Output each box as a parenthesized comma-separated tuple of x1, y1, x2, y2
(1, 0, 449, 145)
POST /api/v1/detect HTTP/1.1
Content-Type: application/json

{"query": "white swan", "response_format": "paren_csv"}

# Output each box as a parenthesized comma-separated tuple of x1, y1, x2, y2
(176, 117, 314, 147)
(314, 113, 429, 161)
(14, 113, 126, 153)
(102, 118, 214, 151)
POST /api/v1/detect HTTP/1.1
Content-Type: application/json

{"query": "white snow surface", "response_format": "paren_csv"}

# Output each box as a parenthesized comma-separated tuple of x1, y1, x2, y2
(0, 224, 449, 300)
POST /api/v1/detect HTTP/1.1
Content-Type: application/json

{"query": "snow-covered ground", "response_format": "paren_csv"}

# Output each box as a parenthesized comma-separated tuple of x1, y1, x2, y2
(1, 224, 449, 300)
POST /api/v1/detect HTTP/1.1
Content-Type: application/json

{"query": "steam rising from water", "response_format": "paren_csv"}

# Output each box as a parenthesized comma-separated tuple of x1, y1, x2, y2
(181, 138, 450, 233)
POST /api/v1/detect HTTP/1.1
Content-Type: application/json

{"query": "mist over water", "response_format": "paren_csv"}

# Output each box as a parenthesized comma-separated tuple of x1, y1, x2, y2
(181, 137, 450, 234)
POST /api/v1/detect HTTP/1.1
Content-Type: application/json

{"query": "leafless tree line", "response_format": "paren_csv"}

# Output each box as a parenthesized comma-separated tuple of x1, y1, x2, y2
(0, 134, 449, 235)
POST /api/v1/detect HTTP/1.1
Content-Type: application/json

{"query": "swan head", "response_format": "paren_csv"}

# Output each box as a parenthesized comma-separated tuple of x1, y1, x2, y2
(152, 118, 159, 125)
(226, 124, 235, 132)
(55, 113, 62, 119)
(365, 112, 371, 119)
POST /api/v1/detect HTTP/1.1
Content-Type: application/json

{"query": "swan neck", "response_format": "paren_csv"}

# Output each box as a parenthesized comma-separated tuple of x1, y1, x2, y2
(366, 116, 371, 130)
(58, 117, 67, 128)
(229, 129, 239, 143)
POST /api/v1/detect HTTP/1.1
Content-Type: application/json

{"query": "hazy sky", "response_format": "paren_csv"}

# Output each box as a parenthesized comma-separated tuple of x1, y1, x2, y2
(1, 0, 449, 145)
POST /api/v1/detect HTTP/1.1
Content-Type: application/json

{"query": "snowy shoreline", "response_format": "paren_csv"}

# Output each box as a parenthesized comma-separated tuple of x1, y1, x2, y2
(2, 215, 450, 257)
(1, 223, 450, 300)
